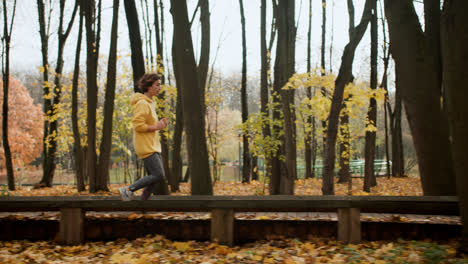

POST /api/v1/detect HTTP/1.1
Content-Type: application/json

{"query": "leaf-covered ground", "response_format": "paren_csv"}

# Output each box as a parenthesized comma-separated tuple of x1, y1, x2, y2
(3, 177, 423, 196)
(0, 235, 466, 263)
(2, 177, 464, 263)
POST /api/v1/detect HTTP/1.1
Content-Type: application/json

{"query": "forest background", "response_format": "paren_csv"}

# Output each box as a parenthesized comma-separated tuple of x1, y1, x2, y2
(0, 0, 418, 189)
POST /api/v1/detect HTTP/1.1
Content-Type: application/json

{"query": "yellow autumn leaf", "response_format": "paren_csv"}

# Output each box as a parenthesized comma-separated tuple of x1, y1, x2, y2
(128, 213, 139, 220)
(173, 241, 191, 251)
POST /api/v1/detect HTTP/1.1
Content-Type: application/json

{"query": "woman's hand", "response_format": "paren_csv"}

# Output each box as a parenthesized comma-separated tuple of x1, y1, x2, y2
(147, 118, 168, 132)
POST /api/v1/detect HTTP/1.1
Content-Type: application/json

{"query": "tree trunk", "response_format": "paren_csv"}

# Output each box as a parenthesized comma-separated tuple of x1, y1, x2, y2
(305, 0, 314, 179)
(72, 6, 85, 192)
(337, 109, 350, 184)
(198, 0, 210, 96)
(124, 0, 145, 92)
(320, 0, 327, 152)
(424, 0, 442, 102)
(322, 0, 372, 195)
(96, 0, 119, 191)
(39, 0, 78, 187)
(82, 0, 100, 193)
(238, 0, 251, 183)
(441, 0, 468, 252)
(36, 0, 51, 187)
(364, 0, 378, 192)
(392, 67, 404, 177)
(260, 0, 272, 181)
(154, 0, 171, 186)
(378, 3, 392, 178)
(384, 0, 456, 195)
(270, 0, 296, 195)
(170, 0, 212, 195)
(1, 0, 16, 191)
(170, 53, 183, 192)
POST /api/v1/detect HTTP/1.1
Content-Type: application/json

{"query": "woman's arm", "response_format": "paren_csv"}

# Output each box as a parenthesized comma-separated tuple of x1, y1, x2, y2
(146, 117, 168, 132)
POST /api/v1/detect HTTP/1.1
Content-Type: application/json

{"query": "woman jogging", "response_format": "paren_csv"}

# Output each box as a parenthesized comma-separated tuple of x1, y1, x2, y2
(119, 73, 169, 201)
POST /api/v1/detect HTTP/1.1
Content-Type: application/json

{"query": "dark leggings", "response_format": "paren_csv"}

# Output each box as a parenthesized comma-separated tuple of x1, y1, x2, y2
(129, 152, 167, 197)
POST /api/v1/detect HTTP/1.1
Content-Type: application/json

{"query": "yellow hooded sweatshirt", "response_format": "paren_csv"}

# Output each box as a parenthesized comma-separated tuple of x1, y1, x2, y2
(131, 93, 161, 159)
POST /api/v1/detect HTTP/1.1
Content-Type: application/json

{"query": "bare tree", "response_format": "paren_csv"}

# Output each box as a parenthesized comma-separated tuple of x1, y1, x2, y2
(124, 0, 145, 92)
(322, 0, 373, 195)
(270, 0, 296, 195)
(364, 0, 378, 192)
(1, 0, 17, 191)
(239, 0, 251, 183)
(441, 0, 468, 253)
(384, 0, 456, 195)
(71, 5, 85, 191)
(320, 0, 327, 152)
(304, 0, 316, 179)
(81, 0, 107, 192)
(170, 0, 212, 195)
(37, 0, 78, 188)
(96, 0, 120, 189)
(153, 0, 172, 188)
(36, 0, 51, 187)
(260, 0, 276, 182)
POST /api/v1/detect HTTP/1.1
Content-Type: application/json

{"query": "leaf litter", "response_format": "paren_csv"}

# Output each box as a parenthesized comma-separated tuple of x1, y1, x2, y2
(0, 235, 466, 263)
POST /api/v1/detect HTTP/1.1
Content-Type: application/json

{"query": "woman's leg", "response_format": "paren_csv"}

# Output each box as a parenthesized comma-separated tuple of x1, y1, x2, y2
(128, 153, 165, 194)
(142, 153, 170, 198)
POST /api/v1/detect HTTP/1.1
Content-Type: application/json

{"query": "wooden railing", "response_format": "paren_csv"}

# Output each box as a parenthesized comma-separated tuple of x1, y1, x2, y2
(0, 195, 459, 246)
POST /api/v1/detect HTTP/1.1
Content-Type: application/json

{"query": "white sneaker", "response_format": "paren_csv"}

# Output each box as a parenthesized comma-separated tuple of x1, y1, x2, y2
(119, 187, 134, 201)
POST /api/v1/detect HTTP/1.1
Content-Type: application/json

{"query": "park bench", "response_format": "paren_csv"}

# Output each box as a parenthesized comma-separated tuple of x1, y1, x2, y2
(0, 195, 459, 246)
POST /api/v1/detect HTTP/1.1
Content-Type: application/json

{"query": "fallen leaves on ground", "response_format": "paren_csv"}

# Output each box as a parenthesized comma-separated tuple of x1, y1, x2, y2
(0, 211, 460, 226)
(3, 176, 424, 197)
(0, 235, 466, 264)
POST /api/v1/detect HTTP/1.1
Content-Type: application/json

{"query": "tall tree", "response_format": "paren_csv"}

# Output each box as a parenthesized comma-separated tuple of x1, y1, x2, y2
(320, 0, 327, 152)
(377, 0, 404, 178)
(384, 0, 456, 195)
(305, 0, 316, 179)
(36, 0, 51, 188)
(82, 0, 106, 192)
(124, 0, 145, 92)
(260, 0, 275, 182)
(270, 0, 296, 195)
(71, 5, 85, 191)
(1, 0, 16, 191)
(170, 0, 212, 195)
(37, 0, 78, 187)
(239, 0, 251, 183)
(322, 0, 373, 195)
(441, 0, 468, 253)
(96, 0, 119, 189)
(337, 3, 357, 185)
(391, 67, 404, 177)
(154, 0, 171, 188)
(378, 0, 393, 178)
(364, 0, 378, 192)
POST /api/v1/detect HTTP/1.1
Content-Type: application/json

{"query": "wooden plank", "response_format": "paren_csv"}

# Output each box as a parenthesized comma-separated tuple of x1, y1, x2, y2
(211, 209, 233, 246)
(0, 196, 459, 215)
(338, 208, 361, 244)
(59, 208, 84, 245)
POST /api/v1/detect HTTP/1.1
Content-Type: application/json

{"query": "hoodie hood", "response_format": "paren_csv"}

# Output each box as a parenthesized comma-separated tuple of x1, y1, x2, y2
(130, 92, 152, 106)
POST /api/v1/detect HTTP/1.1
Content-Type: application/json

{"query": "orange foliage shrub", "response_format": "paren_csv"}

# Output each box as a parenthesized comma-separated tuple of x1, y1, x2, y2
(0, 76, 43, 170)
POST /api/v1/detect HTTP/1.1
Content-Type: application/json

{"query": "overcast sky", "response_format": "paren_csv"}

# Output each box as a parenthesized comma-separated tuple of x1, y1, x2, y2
(9, 0, 424, 85)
